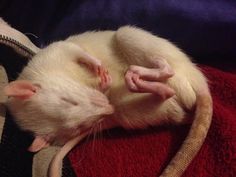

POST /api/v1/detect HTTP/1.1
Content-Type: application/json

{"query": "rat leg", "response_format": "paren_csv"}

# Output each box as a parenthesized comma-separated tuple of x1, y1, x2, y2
(115, 26, 175, 99)
(80, 61, 112, 91)
(73, 45, 112, 91)
(80, 61, 112, 92)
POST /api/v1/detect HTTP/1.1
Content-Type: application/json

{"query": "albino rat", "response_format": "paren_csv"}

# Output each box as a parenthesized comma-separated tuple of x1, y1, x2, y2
(2, 25, 212, 177)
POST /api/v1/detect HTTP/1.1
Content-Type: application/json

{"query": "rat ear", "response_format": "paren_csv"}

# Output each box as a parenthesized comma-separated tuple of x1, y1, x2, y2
(28, 136, 50, 152)
(4, 80, 38, 99)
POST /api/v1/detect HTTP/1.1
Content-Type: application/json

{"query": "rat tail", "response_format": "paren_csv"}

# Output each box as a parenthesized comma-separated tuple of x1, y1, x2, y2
(48, 133, 88, 177)
(160, 89, 213, 177)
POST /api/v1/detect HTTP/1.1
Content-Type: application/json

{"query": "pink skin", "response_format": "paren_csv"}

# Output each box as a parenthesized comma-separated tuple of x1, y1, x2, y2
(28, 135, 51, 152)
(96, 66, 112, 92)
(125, 60, 175, 100)
(4, 80, 38, 99)
(78, 60, 112, 92)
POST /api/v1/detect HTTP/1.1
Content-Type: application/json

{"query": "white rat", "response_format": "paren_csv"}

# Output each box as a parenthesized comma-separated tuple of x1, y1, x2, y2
(3, 26, 212, 177)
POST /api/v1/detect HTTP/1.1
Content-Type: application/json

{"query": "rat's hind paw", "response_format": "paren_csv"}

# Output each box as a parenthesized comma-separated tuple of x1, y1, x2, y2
(125, 65, 175, 100)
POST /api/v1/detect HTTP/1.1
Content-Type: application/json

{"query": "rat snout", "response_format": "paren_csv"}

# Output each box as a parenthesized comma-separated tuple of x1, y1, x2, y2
(104, 104, 114, 115)
(95, 100, 114, 115)
(90, 92, 114, 115)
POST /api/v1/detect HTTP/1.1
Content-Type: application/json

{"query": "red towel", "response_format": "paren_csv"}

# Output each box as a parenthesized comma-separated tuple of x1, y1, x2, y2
(69, 66, 236, 177)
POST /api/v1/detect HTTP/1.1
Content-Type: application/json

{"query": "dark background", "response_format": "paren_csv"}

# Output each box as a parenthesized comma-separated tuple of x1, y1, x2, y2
(1, 0, 236, 75)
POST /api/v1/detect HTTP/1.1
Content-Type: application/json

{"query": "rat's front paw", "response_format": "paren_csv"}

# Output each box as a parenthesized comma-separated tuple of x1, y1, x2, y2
(97, 66, 112, 92)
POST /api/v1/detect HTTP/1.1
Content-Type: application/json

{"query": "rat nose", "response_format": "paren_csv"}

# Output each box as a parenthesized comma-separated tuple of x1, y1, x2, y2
(90, 90, 114, 115)
(104, 104, 114, 115)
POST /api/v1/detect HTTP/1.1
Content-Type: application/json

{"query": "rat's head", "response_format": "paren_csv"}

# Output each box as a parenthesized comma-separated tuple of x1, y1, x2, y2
(4, 77, 114, 145)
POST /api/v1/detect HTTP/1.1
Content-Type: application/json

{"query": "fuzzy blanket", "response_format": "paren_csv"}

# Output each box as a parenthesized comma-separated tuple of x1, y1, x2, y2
(69, 65, 236, 177)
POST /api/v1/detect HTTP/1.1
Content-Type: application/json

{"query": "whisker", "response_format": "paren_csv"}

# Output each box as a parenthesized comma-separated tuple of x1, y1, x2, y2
(99, 122, 104, 141)
(91, 124, 98, 153)
(105, 124, 113, 139)
(99, 122, 104, 153)
(98, 122, 101, 140)
(76, 127, 94, 165)
(84, 126, 94, 145)
(75, 143, 86, 166)
(96, 121, 105, 157)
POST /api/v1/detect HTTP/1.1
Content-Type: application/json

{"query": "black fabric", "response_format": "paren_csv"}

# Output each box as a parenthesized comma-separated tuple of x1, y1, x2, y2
(62, 157, 77, 177)
(0, 112, 33, 177)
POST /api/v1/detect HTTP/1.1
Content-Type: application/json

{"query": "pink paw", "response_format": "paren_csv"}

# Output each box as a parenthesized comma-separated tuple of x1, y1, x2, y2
(125, 67, 175, 100)
(96, 66, 112, 92)
(125, 70, 139, 92)
(84, 62, 112, 92)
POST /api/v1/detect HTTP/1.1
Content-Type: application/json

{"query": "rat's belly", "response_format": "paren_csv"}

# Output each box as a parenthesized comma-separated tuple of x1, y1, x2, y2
(108, 89, 187, 129)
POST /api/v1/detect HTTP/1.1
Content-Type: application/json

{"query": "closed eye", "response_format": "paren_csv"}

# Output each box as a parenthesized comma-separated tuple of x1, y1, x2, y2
(61, 97, 79, 106)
